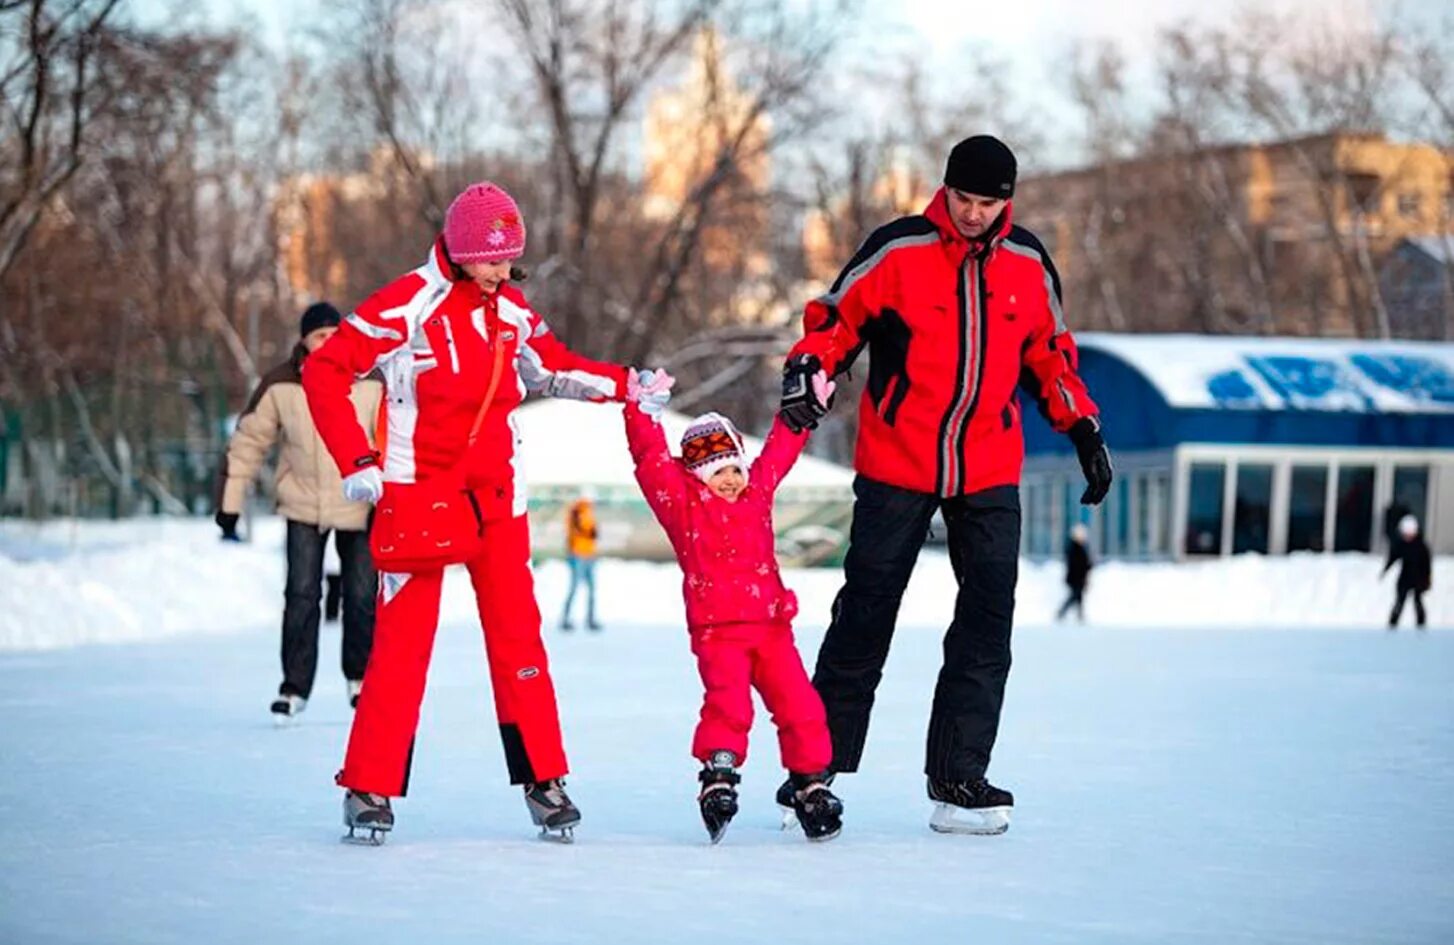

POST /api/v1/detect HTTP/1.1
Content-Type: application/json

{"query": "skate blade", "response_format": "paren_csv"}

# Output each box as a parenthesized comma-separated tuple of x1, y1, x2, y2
(806, 825, 842, 843)
(272, 713, 296, 728)
(929, 803, 1011, 835)
(538, 825, 575, 844)
(706, 821, 732, 845)
(779, 805, 799, 831)
(341, 826, 389, 846)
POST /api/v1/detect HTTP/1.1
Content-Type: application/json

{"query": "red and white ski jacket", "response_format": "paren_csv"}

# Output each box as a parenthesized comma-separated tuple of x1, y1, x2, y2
(624, 402, 805, 630)
(304, 238, 628, 517)
(790, 188, 1099, 497)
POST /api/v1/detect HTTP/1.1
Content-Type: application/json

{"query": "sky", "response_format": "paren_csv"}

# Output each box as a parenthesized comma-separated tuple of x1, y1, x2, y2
(131, 0, 1448, 170)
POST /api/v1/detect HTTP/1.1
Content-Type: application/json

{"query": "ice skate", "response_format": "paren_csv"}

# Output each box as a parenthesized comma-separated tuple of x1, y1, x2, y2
(270, 693, 306, 725)
(697, 751, 740, 844)
(927, 777, 1013, 835)
(776, 772, 842, 842)
(346, 679, 362, 710)
(524, 778, 581, 843)
(341, 790, 393, 845)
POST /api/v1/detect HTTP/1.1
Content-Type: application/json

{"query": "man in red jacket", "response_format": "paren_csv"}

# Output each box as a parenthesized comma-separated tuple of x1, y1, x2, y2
(778, 135, 1113, 836)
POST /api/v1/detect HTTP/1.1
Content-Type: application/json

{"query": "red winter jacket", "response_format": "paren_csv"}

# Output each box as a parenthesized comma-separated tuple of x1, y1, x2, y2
(624, 402, 805, 630)
(790, 189, 1098, 497)
(303, 238, 628, 518)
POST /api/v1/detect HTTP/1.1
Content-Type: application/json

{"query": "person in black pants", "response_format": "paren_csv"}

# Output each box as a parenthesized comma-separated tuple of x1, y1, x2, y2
(1384, 514, 1432, 630)
(215, 303, 382, 720)
(777, 134, 1112, 835)
(1057, 523, 1092, 623)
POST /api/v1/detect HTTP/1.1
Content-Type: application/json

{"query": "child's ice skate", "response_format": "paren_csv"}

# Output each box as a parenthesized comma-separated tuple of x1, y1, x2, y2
(697, 750, 741, 844)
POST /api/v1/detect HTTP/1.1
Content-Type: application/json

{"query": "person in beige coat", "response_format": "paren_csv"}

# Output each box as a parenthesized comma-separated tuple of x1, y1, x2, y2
(216, 303, 383, 721)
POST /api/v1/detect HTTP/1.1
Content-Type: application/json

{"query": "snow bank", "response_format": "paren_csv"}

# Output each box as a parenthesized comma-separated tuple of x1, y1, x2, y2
(1, 516, 1447, 651)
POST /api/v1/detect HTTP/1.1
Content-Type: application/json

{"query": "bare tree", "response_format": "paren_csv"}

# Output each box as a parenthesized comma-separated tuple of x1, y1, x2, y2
(0, 0, 121, 281)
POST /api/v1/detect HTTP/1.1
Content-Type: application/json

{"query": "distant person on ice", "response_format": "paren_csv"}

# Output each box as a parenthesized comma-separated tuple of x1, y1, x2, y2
(214, 302, 380, 722)
(303, 181, 643, 843)
(777, 134, 1112, 836)
(559, 490, 601, 631)
(1057, 523, 1093, 623)
(1384, 515, 1431, 630)
(623, 368, 844, 843)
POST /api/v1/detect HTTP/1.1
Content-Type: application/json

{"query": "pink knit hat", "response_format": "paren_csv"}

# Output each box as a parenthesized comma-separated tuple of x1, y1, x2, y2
(444, 181, 526, 264)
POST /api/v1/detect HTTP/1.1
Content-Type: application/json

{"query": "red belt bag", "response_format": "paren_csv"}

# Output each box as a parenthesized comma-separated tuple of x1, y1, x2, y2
(370, 477, 488, 573)
(368, 314, 506, 574)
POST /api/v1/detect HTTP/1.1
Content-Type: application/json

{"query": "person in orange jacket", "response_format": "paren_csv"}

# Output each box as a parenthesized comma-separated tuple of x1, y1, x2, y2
(559, 491, 601, 631)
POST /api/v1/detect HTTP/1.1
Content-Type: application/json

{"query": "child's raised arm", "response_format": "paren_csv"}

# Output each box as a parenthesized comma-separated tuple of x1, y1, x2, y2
(624, 399, 690, 523)
(753, 370, 834, 494)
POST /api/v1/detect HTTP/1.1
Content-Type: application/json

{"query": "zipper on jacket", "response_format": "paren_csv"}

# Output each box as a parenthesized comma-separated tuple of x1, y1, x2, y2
(936, 255, 986, 496)
(936, 255, 972, 496)
(951, 259, 990, 487)
(442, 316, 460, 373)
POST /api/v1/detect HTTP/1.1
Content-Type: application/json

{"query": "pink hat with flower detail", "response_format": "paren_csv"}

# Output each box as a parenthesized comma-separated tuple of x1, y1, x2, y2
(444, 181, 526, 264)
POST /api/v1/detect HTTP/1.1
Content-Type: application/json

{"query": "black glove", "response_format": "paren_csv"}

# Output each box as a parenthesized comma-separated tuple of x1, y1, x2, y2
(215, 510, 241, 542)
(1069, 417, 1113, 505)
(780, 353, 831, 433)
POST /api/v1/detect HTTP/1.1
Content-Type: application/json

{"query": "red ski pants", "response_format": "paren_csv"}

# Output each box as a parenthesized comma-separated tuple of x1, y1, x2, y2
(689, 621, 831, 774)
(337, 514, 567, 795)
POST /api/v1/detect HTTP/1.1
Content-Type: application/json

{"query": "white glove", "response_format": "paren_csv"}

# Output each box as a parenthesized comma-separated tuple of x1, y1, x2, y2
(630, 368, 676, 418)
(341, 466, 384, 504)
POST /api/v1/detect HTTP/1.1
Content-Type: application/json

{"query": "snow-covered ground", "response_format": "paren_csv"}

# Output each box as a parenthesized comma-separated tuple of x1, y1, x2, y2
(2, 518, 1452, 943)
(2, 516, 1449, 651)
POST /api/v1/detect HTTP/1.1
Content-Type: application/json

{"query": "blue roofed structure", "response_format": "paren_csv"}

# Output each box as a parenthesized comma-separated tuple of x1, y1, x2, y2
(1020, 334, 1454, 560)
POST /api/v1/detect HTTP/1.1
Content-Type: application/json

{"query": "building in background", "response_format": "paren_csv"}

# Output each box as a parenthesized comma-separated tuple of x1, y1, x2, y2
(1380, 236, 1453, 341)
(800, 144, 936, 287)
(1016, 132, 1454, 338)
(642, 28, 775, 325)
(1021, 333, 1454, 560)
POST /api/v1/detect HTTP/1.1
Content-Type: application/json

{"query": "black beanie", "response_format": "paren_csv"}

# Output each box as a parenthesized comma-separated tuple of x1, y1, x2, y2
(944, 135, 1017, 199)
(299, 302, 342, 338)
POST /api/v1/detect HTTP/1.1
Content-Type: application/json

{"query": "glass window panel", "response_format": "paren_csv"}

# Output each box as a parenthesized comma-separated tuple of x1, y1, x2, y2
(1287, 465, 1328, 552)
(1232, 464, 1273, 554)
(1186, 463, 1225, 556)
(1334, 465, 1375, 552)
(1387, 466, 1429, 543)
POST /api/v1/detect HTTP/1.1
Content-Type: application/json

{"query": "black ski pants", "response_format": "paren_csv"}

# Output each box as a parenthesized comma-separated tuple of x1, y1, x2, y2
(281, 520, 376, 697)
(811, 476, 1020, 783)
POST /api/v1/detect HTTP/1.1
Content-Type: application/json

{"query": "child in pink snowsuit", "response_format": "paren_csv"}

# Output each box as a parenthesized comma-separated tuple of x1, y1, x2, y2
(623, 369, 843, 842)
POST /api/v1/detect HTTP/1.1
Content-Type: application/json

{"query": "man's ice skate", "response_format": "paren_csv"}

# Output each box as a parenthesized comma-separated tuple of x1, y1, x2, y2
(927, 777, 1013, 835)
(524, 778, 581, 842)
(341, 790, 393, 845)
(777, 771, 842, 842)
(346, 679, 363, 710)
(269, 693, 306, 725)
(698, 751, 740, 844)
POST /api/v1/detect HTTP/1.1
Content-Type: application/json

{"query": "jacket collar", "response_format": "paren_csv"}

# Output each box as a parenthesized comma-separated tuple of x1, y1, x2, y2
(923, 186, 1013, 259)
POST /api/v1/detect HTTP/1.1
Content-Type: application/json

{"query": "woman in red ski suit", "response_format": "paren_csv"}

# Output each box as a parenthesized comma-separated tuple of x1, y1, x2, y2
(622, 371, 844, 840)
(303, 182, 630, 839)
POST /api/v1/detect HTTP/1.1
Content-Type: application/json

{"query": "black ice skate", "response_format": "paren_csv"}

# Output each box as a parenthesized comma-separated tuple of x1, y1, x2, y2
(270, 693, 306, 725)
(524, 779, 581, 843)
(777, 772, 842, 842)
(927, 777, 1014, 835)
(341, 789, 393, 845)
(698, 751, 741, 844)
